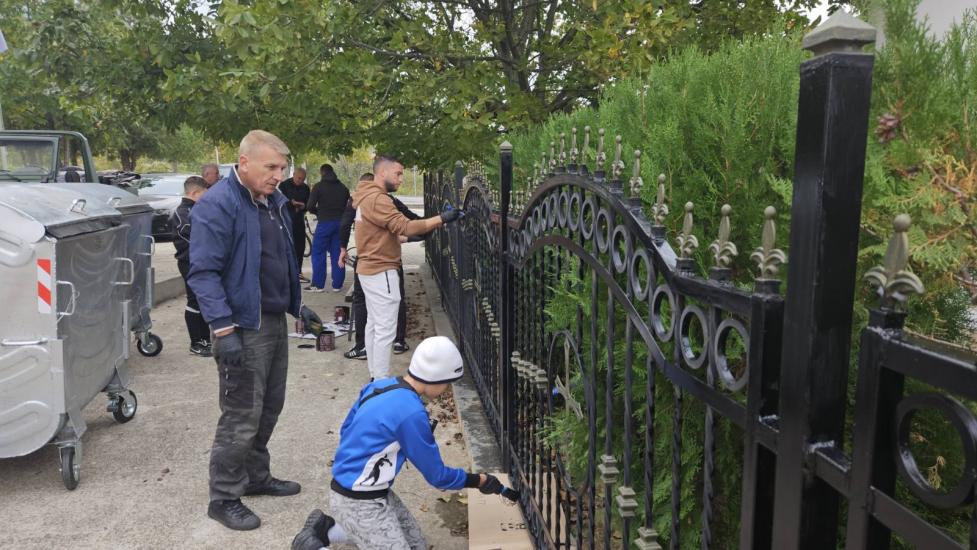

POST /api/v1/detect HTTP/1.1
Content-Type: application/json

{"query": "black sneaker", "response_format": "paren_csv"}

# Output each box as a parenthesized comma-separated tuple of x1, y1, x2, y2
(244, 477, 301, 497)
(190, 341, 212, 357)
(291, 509, 336, 550)
(343, 347, 367, 360)
(392, 341, 410, 354)
(207, 499, 261, 531)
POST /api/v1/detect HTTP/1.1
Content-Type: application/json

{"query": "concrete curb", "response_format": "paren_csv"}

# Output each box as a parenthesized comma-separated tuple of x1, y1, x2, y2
(153, 275, 186, 306)
(420, 262, 504, 473)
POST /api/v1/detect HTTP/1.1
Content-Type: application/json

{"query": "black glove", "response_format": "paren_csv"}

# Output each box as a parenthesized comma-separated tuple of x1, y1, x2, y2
(213, 331, 244, 369)
(440, 205, 465, 224)
(300, 305, 323, 335)
(479, 473, 504, 495)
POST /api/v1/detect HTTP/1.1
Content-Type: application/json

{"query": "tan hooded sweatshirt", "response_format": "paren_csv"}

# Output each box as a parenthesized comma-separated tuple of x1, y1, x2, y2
(351, 178, 434, 275)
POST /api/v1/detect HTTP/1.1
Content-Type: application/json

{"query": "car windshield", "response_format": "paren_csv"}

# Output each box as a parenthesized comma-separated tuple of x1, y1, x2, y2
(0, 139, 57, 182)
(138, 175, 188, 196)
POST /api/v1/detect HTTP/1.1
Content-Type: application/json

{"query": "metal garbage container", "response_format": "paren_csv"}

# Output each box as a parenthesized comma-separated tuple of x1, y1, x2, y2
(0, 184, 139, 490)
(52, 183, 162, 356)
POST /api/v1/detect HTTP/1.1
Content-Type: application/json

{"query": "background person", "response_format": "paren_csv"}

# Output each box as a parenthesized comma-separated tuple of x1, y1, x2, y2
(306, 163, 350, 292)
(170, 175, 212, 357)
(290, 337, 505, 550)
(188, 130, 322, 531)
(278, 167, 311, 281)
(349, 155, 462, 380)
(201, 163, 221, 187)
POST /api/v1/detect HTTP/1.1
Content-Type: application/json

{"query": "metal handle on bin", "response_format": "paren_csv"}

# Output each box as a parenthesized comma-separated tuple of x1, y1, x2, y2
(140, 235, 156, 256)
(108, 197, 122, 207)
(114, 257, 135, 285)
(69, 199, 86, 214)
(1, 338, 49, 347)
(57, 280, 77, 319)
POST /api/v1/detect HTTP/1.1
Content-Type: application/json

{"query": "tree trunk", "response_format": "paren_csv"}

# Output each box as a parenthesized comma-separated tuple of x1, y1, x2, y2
(119, 149, 138, 172)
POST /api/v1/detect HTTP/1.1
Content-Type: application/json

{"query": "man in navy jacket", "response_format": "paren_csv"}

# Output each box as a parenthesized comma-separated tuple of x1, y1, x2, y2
(188, 130, 321, 531)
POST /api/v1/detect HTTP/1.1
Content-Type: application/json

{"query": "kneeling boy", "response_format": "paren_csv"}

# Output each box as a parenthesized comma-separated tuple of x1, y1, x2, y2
(292, 336, 503, 549)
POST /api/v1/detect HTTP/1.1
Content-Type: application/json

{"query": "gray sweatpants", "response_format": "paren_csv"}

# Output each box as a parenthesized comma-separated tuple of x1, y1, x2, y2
(209, 312, 289, 501)
(329, 489, 427, 549)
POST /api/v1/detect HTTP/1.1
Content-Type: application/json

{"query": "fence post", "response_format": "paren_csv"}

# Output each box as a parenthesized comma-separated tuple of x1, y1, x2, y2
(499, 141, 514, 471)
(771, 13, 877, 550)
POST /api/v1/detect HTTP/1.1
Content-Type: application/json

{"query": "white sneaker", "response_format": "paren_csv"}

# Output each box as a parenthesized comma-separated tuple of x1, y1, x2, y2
(304, 285, 325, 293)
(332, 287, 343, 293)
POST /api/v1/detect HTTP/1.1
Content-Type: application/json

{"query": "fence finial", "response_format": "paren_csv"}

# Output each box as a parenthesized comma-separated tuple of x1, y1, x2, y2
(582, 126, 591, 168)
(865, 214, 924, 307)
(677, 202, 699, 259)
(559, 133, 567, 167)
(612, 135, 624, 180)
(570, 128, 579, 166)
(750, 206, 787, 279)
(540, 150, 548, 178)
(629, 150, 643, 199)
(596, 129, 607, 173)
(549, 141, 557, 172)
(709, 204, 738, 268)
(651, 174, 668, 226)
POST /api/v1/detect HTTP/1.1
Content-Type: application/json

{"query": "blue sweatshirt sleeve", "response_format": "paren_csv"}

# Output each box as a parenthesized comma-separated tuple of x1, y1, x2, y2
(396, 411, 467, 491)
(187, 195, 234, 330)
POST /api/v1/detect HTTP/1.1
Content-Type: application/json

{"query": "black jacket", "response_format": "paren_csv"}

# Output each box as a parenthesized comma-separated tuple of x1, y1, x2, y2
(339, 195, 427, 249)
(171, 197, 195, 265)
(278, 177, 311, 223)
(307, 176, 350, 221)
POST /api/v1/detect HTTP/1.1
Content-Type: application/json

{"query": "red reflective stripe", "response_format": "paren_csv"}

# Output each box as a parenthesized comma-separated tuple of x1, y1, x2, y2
(38, 282, 51, 305)
(37, 258, 51, 274)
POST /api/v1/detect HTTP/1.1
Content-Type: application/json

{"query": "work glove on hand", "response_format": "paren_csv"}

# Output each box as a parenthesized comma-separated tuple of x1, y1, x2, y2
(214, 331, 244, 370)
(300, 305, 323, 335)
(479, 473, 504, 495)
(440, 205, 465, 225)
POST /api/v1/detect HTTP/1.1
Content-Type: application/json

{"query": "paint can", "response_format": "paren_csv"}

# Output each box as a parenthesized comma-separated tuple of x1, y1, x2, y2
(316, 330, 336, 352)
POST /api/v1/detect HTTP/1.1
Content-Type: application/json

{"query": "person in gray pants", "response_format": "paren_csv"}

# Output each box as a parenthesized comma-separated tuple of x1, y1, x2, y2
(189, 130, 322, 531)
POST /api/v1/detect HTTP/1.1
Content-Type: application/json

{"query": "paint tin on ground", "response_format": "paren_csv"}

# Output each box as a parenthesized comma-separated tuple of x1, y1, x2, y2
(316, 330, 336, 351)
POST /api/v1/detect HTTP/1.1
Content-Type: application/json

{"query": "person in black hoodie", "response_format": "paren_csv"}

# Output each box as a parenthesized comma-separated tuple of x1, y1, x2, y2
(306, 164, 351, 292)
(278, 167, 311, 280)
(170, 175, 212, 356)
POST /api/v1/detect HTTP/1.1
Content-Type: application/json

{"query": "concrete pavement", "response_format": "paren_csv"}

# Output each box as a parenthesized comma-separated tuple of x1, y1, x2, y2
(0, 241, 471, 549)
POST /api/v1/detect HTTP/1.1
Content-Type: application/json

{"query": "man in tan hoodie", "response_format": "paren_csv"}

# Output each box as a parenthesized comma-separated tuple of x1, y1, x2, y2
(350, 155, 464, 379)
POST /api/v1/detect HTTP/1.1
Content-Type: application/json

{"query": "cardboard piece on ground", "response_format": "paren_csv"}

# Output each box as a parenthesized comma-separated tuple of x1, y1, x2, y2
(468, 473, 533, 550)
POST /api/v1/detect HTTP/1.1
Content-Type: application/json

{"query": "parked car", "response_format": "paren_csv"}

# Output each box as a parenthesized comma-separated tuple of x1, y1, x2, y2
(138, 174, 191, 242)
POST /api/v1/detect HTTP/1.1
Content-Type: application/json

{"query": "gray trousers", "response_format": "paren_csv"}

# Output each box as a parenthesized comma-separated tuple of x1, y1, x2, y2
(209, 313, 288, 501)
(329, 489, 427, 549)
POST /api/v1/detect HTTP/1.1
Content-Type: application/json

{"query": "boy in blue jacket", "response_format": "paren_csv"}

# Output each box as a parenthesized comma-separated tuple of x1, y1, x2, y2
(291, 336, 503, 549)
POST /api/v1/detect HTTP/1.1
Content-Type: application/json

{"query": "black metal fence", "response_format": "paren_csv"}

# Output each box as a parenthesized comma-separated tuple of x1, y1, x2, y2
(424, 15, 977, 550)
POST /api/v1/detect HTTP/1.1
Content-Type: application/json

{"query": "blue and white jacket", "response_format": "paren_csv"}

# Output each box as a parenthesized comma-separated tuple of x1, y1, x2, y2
(331, 378, 468, 499)
(187, 167, 302, 331)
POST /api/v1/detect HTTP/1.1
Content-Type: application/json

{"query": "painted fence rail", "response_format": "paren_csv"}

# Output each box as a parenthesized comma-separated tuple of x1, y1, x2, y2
(424, 12, 977, 550)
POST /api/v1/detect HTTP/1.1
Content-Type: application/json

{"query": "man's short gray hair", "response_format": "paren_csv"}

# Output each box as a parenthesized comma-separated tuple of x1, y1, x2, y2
(239, 130, 290, 157)
(201, 163, 219, 175)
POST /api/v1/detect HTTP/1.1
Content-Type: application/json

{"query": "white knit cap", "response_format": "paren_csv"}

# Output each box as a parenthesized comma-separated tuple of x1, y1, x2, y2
(408, 336, 464, 384)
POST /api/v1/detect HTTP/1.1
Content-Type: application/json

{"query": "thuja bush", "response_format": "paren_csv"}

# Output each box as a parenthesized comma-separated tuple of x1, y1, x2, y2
(498, 0, 977, 547)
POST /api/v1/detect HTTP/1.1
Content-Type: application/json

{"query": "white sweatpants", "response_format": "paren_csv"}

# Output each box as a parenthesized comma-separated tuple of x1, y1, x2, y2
(360, 269, 401, 379)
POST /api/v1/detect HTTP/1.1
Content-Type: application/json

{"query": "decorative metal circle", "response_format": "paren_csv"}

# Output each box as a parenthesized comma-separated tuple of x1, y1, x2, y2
(713, 318, 750, 392)
(630, 248, 652, 301)
(679, 305, 709, 369)
(651, 285, 676, 342)
(896, 392, 977, 509)
(547, 194, 559, 227)
(525, 218, 535, 242)
(611, 225, 631, 274)
(568, 191, 582, 232)
(533, 206, 544, 238)
(557, 190, 570, 228)
(595, 208, 612, 254)
(581, 196, 597, 239)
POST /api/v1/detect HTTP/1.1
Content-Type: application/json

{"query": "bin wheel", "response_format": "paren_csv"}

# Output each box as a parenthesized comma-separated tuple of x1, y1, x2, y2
(137, 333, 163, 357)
(60, 447, 79, 490)
(111, 390, 137, 423)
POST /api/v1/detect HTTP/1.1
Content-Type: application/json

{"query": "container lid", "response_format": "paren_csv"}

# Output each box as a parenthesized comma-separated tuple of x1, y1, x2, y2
(0, 184, 121, 242)
(50, 183, 153, 215)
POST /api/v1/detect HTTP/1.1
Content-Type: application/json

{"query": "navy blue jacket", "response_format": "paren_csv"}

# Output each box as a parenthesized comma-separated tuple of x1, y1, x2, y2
(187, 167, 302, 331)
